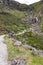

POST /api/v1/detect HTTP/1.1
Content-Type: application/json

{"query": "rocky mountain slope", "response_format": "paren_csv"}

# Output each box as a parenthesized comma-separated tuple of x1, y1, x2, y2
(0, 0, 43, 48)
(0, 0, 43, 33)
(0, 1, 43, 65)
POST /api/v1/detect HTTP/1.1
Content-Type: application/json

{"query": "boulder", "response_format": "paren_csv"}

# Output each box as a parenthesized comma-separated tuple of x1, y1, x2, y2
(23, 44, 43, 56)
(37, 50, 43, 56)
(14, 41, 22, 46)
(23, 45, 33, 50)
(9, 31, 15, 38)
(32, 48, 38, 55)
(32, 48, 43, 56)
(11, 58, 26, 65)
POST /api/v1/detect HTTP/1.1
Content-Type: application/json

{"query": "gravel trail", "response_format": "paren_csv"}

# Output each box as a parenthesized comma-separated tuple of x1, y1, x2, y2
(0, 35, 8, 65)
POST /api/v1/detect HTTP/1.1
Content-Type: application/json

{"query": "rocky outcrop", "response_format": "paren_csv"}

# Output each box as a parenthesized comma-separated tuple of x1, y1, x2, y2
(23, 45, 33, 50)
(24, 44, 43, 56)
(14, 41, 22, 46)
(32, 49, 43, 56)
(11, 58, 26, 65)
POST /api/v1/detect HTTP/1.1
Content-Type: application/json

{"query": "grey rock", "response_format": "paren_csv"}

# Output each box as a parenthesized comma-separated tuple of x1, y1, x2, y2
(37, 50, 43, 56)
(11, 58, 26, 65)
(32, 48, 39, 55)
(14, 41, 22, 46)
(23, 45, 33, 50)
(32, 49, 43, 56)
(11, 59, 17, 65)
(24, 44, 43, 56)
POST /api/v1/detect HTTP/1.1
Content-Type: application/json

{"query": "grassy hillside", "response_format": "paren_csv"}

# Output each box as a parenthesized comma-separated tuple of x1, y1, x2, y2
(32, 1, 43, 11)
(0, 4, 29, 34)
(0, 1, 43, 48)
(0, 1, 43, 34)
(5, 35, 43, 65)
(0, 1, 43, 65)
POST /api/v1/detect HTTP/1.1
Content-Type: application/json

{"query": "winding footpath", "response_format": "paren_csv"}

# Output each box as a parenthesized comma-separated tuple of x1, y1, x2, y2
(15, 29, 31, 35)
(15, 26, 43, 36)
(0, 35, 8, 65)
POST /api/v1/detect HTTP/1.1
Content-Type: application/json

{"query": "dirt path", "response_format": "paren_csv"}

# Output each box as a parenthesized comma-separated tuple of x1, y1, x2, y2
(15, 29, 31, 36)
(0, 35, 8, 65)
(18, 23, 43, 35)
